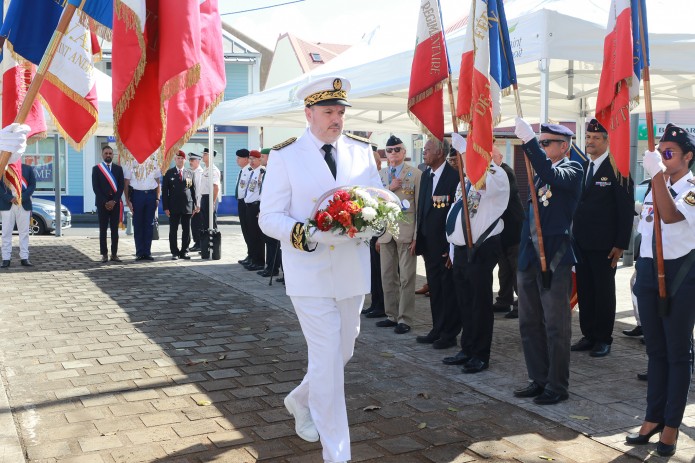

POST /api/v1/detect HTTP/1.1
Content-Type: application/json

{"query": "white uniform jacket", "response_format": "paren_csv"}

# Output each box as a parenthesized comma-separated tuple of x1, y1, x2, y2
(259, 129, 382, 300)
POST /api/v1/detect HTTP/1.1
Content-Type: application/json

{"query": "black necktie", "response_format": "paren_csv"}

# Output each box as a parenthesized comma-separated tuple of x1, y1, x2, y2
(586, 161, 594, 187)
(322, 144, 337, 179)
(390, 167, 396, 183)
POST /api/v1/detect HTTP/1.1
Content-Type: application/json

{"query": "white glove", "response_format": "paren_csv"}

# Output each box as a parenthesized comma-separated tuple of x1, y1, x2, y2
(451, 132, 467, 153)
(1, 123, 30, 163)
(514, 117, 536, 143)
(306, 228, 354, 246)
(643, 149, 666, 178)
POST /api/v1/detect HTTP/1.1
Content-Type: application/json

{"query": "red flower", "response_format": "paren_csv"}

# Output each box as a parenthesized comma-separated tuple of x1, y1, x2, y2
(347, 226, 358, 238)
(336, 210, 352, 227)
(335, 190, 351, 202)
(316, 211, 333, 231)
(342, 200, 361, 215)
(326, 200, 343, 218)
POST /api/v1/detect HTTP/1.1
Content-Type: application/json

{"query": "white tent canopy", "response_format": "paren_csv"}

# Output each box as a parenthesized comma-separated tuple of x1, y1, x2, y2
(211, 0, 695, 132)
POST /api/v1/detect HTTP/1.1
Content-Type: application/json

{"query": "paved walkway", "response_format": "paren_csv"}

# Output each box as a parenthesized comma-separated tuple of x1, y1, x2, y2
(0, 225, 693, 462)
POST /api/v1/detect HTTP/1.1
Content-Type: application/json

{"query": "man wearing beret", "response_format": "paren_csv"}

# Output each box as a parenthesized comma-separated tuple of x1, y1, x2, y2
(187, 152, 204, 252)
(512, 118, 583, 405)
(571, 119, 634, 357)
(374, 135, 421, 334)
(234, 148, 253, 264)
(259, 76, 381, 463)
(162, 150, 196, 260)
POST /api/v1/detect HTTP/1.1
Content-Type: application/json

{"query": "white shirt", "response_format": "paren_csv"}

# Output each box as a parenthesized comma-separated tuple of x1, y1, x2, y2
(429, 162, 446, 193)
(198, 163, 221, 197)
(447, 163, 510, 252)
(236, 166, 253, 200)
(191, 165, 204, 205)
(638, 171, 695, 259)
(123, 156, 160, 191)
(244, 166, 265, 203)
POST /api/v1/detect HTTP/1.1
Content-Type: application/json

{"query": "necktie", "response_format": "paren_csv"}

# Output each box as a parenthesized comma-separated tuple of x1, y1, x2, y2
(322, 144, 337, 179)
(390, 167, 396, 183)
(585, 161, 594, 187)
(107, 163, 111, 172)
(179, 169, 182, 181)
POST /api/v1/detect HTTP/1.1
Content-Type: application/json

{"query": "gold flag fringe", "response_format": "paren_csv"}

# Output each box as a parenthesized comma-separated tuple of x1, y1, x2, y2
(3, 167, 22, 205)
(406, 79, 448, 141)
(74, 7, 112, 42)
(160, 64, 201, 104)
(471, 141, 491, 190)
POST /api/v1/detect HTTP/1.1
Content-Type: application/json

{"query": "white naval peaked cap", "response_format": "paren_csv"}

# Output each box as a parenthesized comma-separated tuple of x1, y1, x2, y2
(296, 76, 351, 107)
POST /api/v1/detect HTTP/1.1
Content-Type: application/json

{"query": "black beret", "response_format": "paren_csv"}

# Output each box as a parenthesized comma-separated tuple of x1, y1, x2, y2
(203, 148, 218, 157)
(448, 147, 458, 158)
(236, 148, 250, 158)
(371, 144, 378, 152)
(386, 135, 403, 146)
(660, 123, 695, 153)
(586, 119, 607, 133)
(541, 123, 574, 137)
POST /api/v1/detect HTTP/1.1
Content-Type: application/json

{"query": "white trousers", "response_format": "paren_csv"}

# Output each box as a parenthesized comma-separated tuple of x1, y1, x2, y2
(288, 294, 364, 463)
(1, 204, 30, 260)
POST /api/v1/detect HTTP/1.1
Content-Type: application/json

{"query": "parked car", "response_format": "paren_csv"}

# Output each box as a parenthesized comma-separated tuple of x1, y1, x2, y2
(0, 198, 71, 235)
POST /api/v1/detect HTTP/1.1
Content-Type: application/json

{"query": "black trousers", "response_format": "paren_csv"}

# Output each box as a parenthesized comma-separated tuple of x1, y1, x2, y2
(496, 243, 519, 306)
(369, 236, 385, 312)
(169, 212, 191, 256)
(200, 195, 217, 231)
(453, 236, 501, 363)
(97, 203, 120, 256)
(423, 246, 460, 342)
(238, 199, 250, 258)
(245, 201, 264, 266)
(190, 211, 202, 246)
(264, 235, 281, 272)
(576, 247, 617, 344)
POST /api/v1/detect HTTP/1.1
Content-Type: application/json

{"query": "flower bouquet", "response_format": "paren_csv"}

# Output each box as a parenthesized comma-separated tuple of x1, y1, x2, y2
(306, 186, 407, 244)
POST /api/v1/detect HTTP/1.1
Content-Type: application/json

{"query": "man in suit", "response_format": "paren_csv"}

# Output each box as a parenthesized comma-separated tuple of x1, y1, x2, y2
(512, 120, 583, 405)
(571, 119, 634, 357)
(415, 137, 460, 350)
(492, 145, 525, 319)
(259, 76, 381, 463)
(374, 135, 421, 334)
(162, 150, 196, 260)
(1, 163, 36, 267)
(92, 145, 125, 263)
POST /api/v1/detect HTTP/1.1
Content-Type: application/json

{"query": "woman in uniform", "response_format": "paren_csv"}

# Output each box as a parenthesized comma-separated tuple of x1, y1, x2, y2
(626, 123, 695, 457)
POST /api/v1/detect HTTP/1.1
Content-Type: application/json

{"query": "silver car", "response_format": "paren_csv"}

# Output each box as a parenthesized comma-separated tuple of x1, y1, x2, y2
(0, 198, 71, 235)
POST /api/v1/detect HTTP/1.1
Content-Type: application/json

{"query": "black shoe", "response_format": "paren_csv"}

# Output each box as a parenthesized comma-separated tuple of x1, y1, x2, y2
(626, 423, 664, 445)
(493, 302, 511, 312)
(101, 255, 108, 263)
(637, 371, 648, 381)
(376, 319, 397, 328)
(247, 264, 265, 271)
(20, 259, 33, 267)
(589, 342, 611, 357)
(504, 308, 519, 319)
(432, 338, 456, 349)
(110, 255, 122, 262)
(258, 269, 278, 277)
(462, 358, 489, 374)
(623, 326, 643, 337)
(394, 323, 410, 334)
(416, 333, 437, 344)
(180, 253, 191, 260)
(135, 256, 144, 261)
(1, 260, 10, 268)
(171, 255, 179, 260)
(365, 311, 387, 319)
(533, 389, 569, 405)
(142, 255, 154, 261)
(514, 381, 544, 398)
(442, 351, 471, 365)
(276, 277, 285, 284)
(361, 306, 375, 315)
(656, 430, 678, 457)
(237, 256, 250, 264)
(570, 337, 594, 352)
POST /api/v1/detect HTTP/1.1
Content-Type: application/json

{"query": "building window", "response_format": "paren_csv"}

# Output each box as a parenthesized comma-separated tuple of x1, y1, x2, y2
(24, 137, 67, 193)
(309, 52, 323, 63)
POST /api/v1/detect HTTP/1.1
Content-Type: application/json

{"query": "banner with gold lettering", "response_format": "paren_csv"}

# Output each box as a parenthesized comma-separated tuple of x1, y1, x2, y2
(408, 0, 450, 141)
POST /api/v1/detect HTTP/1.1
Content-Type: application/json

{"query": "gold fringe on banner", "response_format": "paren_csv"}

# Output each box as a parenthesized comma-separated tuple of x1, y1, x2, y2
(74, 7, 113, 42)
(160, 64, 201, 105)
(406, 78, 448, 141)
(471, 140, 492, 190)
(3, 167, 22, 205)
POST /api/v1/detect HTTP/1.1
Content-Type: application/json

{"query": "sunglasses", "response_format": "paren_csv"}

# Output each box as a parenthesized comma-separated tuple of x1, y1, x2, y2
(658, 148, 678, 160)
(385, 147, 402, 153)
(539, 139, 565, 147)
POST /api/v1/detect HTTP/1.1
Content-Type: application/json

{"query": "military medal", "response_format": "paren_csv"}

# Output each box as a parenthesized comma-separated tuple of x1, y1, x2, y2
(467, 191, 481, 217)
(646, 215, 653, 222)
(538, 185, 551, 207)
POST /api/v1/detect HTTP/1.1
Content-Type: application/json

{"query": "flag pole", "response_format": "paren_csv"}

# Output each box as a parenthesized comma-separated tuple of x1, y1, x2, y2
(637, 5, 667, 312)
(513, 84, 550, 283)
(0, 3, 78, 177)
(446, 76, 474, 257)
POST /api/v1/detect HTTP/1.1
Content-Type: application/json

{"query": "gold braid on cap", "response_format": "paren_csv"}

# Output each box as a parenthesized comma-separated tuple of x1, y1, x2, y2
(304, 89, 348, 107)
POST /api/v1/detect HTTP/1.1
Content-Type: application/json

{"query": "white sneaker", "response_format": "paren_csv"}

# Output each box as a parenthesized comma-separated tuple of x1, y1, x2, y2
(284, 395, 319, 442)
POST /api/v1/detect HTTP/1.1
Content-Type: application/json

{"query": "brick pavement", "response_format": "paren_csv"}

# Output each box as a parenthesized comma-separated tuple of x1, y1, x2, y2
(0, 228, 692, 462)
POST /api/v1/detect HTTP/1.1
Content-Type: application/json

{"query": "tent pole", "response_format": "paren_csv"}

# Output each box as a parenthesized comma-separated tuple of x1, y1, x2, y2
(539, 58, 550, 123)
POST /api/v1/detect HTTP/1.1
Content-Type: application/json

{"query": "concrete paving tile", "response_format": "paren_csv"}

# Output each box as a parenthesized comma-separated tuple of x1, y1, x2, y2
(374, 435, 427, 454)
(78, 435, 123, 452)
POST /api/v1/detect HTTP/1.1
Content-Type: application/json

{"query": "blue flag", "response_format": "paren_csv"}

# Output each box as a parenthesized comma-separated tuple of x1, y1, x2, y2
(488, 0, 517, 93)
(569, 142, 587, 164)
(67, 0, 113, 32)
(631, 0, 649, 79)
(0, 0, 62, 65)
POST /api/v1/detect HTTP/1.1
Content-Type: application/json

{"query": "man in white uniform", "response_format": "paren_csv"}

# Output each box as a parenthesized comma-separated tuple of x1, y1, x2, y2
(259, 76, 381, 463)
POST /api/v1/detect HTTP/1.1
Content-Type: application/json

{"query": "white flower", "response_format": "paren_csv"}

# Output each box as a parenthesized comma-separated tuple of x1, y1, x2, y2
(386, 202, 401, 213)
(361, 206, 377, 221)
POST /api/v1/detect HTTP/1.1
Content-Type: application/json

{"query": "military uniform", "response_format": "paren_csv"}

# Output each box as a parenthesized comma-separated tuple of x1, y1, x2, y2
(259, 76, 382, 463)
(517, 123, 583, 401)
(235, 149, 253, 263)
(377, 144, 421, 330)
(188, 152, 204, 251)
(244, 152, 265, 270)
(198, 149, 220, 232)
(446, 163, 509, 372)
(124, 155, 161, 260)
(162, 152, 197, 259)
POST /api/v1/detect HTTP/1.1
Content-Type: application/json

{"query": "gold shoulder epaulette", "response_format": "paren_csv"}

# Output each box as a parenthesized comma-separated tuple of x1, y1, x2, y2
(272, 137, 297, 150)
(344, 133, 370, 144)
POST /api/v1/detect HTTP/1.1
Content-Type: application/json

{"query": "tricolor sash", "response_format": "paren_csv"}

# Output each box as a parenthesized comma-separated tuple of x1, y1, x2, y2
(20, 177, 28, 191)
(98, 162, 118, 194)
